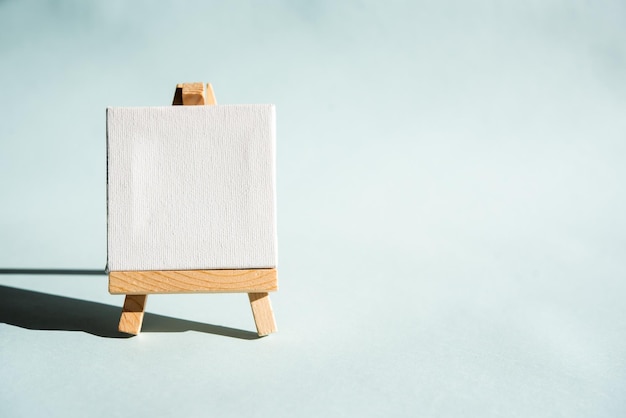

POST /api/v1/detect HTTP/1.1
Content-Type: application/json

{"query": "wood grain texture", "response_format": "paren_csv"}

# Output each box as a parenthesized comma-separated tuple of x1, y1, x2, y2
(109, 268, 278, 295)
(248, 292, 277, 336)
(118, 294, 147, 335)
(205, 83, 217, 105)
(181, 82, 206, 105)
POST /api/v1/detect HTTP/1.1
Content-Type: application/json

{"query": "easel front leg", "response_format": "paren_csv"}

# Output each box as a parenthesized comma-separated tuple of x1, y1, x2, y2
(118, 294, 147, 335)
(248, 293, 277, 336)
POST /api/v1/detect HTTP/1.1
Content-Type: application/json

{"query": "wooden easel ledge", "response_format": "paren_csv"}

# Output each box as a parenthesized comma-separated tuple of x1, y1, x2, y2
(109, 268, 277, 294)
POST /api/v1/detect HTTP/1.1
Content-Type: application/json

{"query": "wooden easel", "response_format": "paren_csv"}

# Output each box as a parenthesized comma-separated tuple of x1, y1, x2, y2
(109, 82, 278, 337)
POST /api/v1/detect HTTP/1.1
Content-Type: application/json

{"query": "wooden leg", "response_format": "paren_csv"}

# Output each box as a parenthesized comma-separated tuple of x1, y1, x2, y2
(118, 294, 147, 335)
(248, 292, 277, 336)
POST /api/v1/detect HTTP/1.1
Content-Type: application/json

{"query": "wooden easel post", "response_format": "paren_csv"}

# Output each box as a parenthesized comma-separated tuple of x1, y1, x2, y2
(113, 82, 277, 336)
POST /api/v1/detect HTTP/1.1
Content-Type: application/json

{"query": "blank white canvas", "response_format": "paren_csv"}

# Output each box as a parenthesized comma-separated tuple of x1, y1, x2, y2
(106, 105, 276, 271)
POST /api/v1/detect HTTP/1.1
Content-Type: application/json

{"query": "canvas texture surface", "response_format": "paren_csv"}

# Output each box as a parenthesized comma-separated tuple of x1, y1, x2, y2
(106, 105, 277, 271)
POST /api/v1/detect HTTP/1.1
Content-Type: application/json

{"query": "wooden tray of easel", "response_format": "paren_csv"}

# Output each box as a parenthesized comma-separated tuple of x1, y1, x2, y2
(108, 82, 277, 337)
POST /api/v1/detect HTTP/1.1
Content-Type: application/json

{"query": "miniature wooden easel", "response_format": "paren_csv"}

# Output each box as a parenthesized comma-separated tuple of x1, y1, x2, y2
(109, 82, 278, 337)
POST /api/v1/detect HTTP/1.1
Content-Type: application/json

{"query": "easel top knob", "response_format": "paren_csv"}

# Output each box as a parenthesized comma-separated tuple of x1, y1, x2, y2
(173, 82, 217, 106)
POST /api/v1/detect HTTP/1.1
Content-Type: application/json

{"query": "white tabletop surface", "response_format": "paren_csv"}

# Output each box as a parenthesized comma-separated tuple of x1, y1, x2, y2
(1, 2, 625, 417)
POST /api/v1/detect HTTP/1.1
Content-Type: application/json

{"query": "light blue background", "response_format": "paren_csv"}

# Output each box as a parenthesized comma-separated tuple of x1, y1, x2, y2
(1, 1, 625, 417)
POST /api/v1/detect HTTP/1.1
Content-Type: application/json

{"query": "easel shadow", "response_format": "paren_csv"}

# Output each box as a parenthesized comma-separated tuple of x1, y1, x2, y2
(0, 285, 259, 340)
(0, 268, 105, 275)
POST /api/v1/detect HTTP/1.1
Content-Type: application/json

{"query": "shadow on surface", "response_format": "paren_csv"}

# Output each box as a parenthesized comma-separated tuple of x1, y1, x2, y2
(0, 285, 259, 340)
(0, 268, 106, 275)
